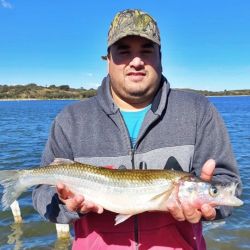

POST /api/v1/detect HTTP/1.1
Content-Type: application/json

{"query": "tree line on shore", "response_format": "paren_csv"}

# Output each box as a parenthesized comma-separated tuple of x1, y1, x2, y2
(0, 83, 249, 100)
(0, 84, 96, 99)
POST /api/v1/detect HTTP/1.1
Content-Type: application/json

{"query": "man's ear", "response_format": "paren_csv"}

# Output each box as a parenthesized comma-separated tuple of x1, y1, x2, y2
(107, 53, 110, 72)
(107, 53, 111, 62)
(101, 48, 110, 61)
(159, 48, 163, 73)
(107, 48, 111, 61)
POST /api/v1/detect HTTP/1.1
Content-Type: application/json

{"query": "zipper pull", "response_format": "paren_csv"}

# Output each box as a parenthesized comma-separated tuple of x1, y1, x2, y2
(139, 161, 147, 170)
(130, 148, 135, 169)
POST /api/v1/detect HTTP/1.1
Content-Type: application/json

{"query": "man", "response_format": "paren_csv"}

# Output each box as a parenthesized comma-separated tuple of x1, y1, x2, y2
(33, 9, 241, 249)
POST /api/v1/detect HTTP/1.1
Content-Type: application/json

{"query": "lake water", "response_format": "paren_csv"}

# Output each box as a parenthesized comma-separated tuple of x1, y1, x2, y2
(0, 96, 249, 249)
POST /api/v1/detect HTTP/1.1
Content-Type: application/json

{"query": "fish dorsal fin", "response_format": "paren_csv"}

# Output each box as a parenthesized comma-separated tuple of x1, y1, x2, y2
(115, 214, 133, 225)
(50, 158, 75, 165)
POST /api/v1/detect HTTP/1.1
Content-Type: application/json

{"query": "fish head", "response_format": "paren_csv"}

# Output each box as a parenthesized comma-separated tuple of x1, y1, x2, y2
(178, 179, 243, 208)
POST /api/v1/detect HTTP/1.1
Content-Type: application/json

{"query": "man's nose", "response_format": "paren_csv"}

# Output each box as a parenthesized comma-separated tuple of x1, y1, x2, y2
(129, 56, 144, 68)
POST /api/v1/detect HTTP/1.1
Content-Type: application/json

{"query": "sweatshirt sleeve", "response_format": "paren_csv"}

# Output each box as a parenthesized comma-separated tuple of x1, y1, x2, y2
(192, 99, 242, 219)
(32, 117, 82, 224)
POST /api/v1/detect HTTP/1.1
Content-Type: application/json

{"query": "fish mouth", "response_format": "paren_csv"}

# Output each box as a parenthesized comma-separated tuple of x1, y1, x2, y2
(228, 196, 244, 206)
(218, 196, 244, 207)
(215, 182, 243, 207)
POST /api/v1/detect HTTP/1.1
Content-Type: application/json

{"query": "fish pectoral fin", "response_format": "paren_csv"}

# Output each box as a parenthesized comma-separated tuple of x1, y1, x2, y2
(115, 214, 134, 225)
(148, 187, 175, 211)
(51, 158, 75, 165)
(150, 188, 173, 202)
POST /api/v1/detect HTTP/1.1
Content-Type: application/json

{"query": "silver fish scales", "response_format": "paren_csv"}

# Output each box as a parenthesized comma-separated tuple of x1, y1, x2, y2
(0, 158, 243, 225)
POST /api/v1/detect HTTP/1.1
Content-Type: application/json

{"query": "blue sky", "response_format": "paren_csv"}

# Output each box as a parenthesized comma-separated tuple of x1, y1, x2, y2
(0, 0, 249, 91)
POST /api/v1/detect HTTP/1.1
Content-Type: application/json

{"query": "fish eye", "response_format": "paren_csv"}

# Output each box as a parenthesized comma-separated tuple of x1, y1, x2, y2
(209, 186, 218, 197)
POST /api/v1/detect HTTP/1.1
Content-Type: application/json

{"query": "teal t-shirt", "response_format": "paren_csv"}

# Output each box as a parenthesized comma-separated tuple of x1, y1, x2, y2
(120, 105, 151, 147)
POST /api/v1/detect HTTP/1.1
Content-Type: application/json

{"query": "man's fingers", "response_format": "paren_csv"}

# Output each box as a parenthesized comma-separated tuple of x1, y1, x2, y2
(182, 202, 202, 223)
(89, 203, 104, 214)
(201, 204, 216, 221)
(167, 200, 185, 221)
(79, 201, 104, 214)
(56, 183, 104, 214)
(66, 195, 84, 212)
(200, 159, 216, 181)
(165, 186, 185, 221)
(56, 183, 74, 200)
(79, 200, 95, 213)
(56, 183, 68, 200)
(96, 206, 104, 214)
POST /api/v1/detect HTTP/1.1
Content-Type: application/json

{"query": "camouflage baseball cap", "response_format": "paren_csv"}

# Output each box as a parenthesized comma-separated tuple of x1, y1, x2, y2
(107, 9, 161, 48)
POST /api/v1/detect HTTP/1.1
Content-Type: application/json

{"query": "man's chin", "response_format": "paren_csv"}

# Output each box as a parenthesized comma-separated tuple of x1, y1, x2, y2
(125, 90, 149, 99)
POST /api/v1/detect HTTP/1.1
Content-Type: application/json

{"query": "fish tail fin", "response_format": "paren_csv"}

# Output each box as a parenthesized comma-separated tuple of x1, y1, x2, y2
(0, 170, 25, 210)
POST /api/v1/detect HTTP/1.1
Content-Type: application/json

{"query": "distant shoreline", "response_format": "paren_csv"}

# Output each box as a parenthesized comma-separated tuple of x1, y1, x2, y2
(208, 95, 250, 97)
(0, 98, 81, 101)
(1, 84, 249, 99)
(0, 95, 249, 102)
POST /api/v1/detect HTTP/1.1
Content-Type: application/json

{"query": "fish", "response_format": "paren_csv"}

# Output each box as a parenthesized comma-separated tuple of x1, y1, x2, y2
(0, 158, 243, 225)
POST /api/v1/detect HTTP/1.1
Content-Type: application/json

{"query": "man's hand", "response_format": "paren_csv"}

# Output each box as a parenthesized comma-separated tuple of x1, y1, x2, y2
(56, 183, 104, 214)
(166, 159, 217, 223)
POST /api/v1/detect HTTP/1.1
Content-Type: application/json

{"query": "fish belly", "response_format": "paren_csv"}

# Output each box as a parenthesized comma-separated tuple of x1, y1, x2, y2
(65, 177, 173, 215)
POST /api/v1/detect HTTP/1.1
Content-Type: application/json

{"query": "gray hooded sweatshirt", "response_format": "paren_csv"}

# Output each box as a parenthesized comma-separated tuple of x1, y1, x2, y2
(32, 75, 242, 224)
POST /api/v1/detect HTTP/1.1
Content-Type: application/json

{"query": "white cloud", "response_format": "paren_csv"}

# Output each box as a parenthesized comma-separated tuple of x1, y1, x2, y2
(1, 0, 12, 8)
